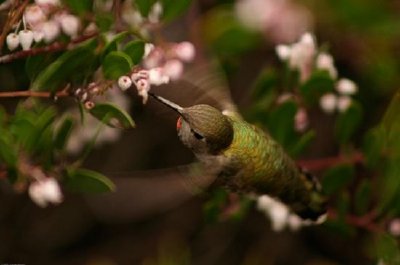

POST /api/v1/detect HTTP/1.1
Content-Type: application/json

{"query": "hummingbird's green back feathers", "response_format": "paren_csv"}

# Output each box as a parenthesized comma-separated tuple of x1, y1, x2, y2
(220, 114, 326, 221)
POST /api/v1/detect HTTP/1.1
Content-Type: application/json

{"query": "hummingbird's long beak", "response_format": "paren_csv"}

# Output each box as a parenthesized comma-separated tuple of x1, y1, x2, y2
(149, 92, 184, 114)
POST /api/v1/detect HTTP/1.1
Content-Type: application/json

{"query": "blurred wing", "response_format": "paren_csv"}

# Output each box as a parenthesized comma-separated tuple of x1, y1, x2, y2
(153, 61, 239, 114)
(85, 163, 216, 223)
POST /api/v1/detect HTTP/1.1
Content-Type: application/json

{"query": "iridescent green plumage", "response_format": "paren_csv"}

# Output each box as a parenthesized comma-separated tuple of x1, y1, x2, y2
(221, 114, 326, 220)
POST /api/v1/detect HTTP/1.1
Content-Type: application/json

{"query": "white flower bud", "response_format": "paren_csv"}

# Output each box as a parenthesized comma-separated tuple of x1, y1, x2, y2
(148, 67, 170, 85)
(118, 75, 132, 91)
(135, 78, 150, 92)
(294, 108, 308, 132)
(18, 30, 34, 50)
(316, 52, 337, 79)
(320, 93, 337, 114)
(28, 178, 63, 207)
(175, 41, 195, 62)
(24, 4, 46, 26)
(60, 14, 80, 37)
(337, 95, 352, 113)
(6, 33, 19, 51)
(163, 59, 183, 80)
(33, 30, 44, 42)
(336, 78, 358, 95)
(148, 1, 163, 24)
(144, 43, 155, 58)
(42, 20, 60, 43)
(275, 44, 291, 61)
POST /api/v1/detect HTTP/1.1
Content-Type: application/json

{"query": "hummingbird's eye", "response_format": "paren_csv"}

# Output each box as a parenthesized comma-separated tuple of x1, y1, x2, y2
(191, 129, 204, 140)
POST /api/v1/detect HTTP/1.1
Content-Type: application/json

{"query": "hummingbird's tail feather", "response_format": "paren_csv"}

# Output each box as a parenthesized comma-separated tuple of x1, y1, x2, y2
(293, 169, 327, 222)
(85, 163, 216, 223)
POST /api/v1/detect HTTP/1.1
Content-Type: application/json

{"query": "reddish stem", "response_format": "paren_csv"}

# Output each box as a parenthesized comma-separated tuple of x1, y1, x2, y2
(297, 152, 364, 171)
(0, 90, 69, 98)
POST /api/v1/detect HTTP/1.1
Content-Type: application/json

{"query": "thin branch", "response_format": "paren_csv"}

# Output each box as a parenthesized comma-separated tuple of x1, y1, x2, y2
(328, 208, 383, 233)
(0, 90, 69, 98)
(0, 0, 30, 52)
(0, 31, 99, 64)
(297, 152, 364, 171)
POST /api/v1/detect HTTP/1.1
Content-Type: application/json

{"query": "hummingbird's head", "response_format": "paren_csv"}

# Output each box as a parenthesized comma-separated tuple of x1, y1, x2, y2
(150, 93, 234, 155)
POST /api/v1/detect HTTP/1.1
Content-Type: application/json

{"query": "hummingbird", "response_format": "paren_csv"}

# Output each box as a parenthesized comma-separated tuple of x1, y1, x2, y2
(148, 90, 327, 222)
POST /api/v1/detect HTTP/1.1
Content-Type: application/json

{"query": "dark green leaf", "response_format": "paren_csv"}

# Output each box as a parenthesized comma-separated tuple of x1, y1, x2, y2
(252, 68, 278, 99)
(95, 13, 114, 32)
(66, 168, 115, 193)
(31, 39, 98, 91)
(322, 164, 355, 195)
(335, 101, 363, 144)
(288, 130, 315, 157)
(54, 117, 74, 151)
(123, 40, 145, 64)
(161, 0, 192, 21)
(63, 0, 92, 15)
(0, 136, 17, 166)
(26, 53, 59, 81)
(102, 51, 133, 80)
(135, 0, 157, 16)
(300, 71, 335, 105)
(354, 179, 371, 215)
(90, 103, 135, 129)
(266, 101, 297, 148)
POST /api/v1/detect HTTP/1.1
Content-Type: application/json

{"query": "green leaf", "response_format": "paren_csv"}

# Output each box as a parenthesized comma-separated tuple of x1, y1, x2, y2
(382, 89, 400, 144)
(161, 0, 192, 21)
(54, 117, 74, 151)
(288, 130, 315, 157)
(252, 68, 278, 99)
(300, 71, 335, 105)
(376, 234, 400, 264)
(135, 0, 157, 16)
(354, 179, 371, 215)
(322, 164, 355, 195)
(66, 168, 115, 193)
(95, 13, 114, 32)
(101, 31, 129, 58)
(123, 40, 145, 64)
(26, 53, 59, 81)
(90, 103, 135, 129)
(31, 39, 98, 91)
(63, 0, 92, 15)
(0, 135, 17, 166)
(335, 101, 363, 144)
(266, 101, 297, 148)
(102, 51, 133, 80)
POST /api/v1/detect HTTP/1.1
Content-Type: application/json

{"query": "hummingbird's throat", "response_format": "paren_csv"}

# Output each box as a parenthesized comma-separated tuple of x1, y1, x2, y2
(176, 117, 182, 130)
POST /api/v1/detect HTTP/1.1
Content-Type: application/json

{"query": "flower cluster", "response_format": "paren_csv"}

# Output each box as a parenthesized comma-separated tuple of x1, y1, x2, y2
(235, 0, 313, 43)
(276, 32, 359, 116)
(257, 194, 325, 231)
(117, 41, 196, 103)
(6, 0, 81, 51)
